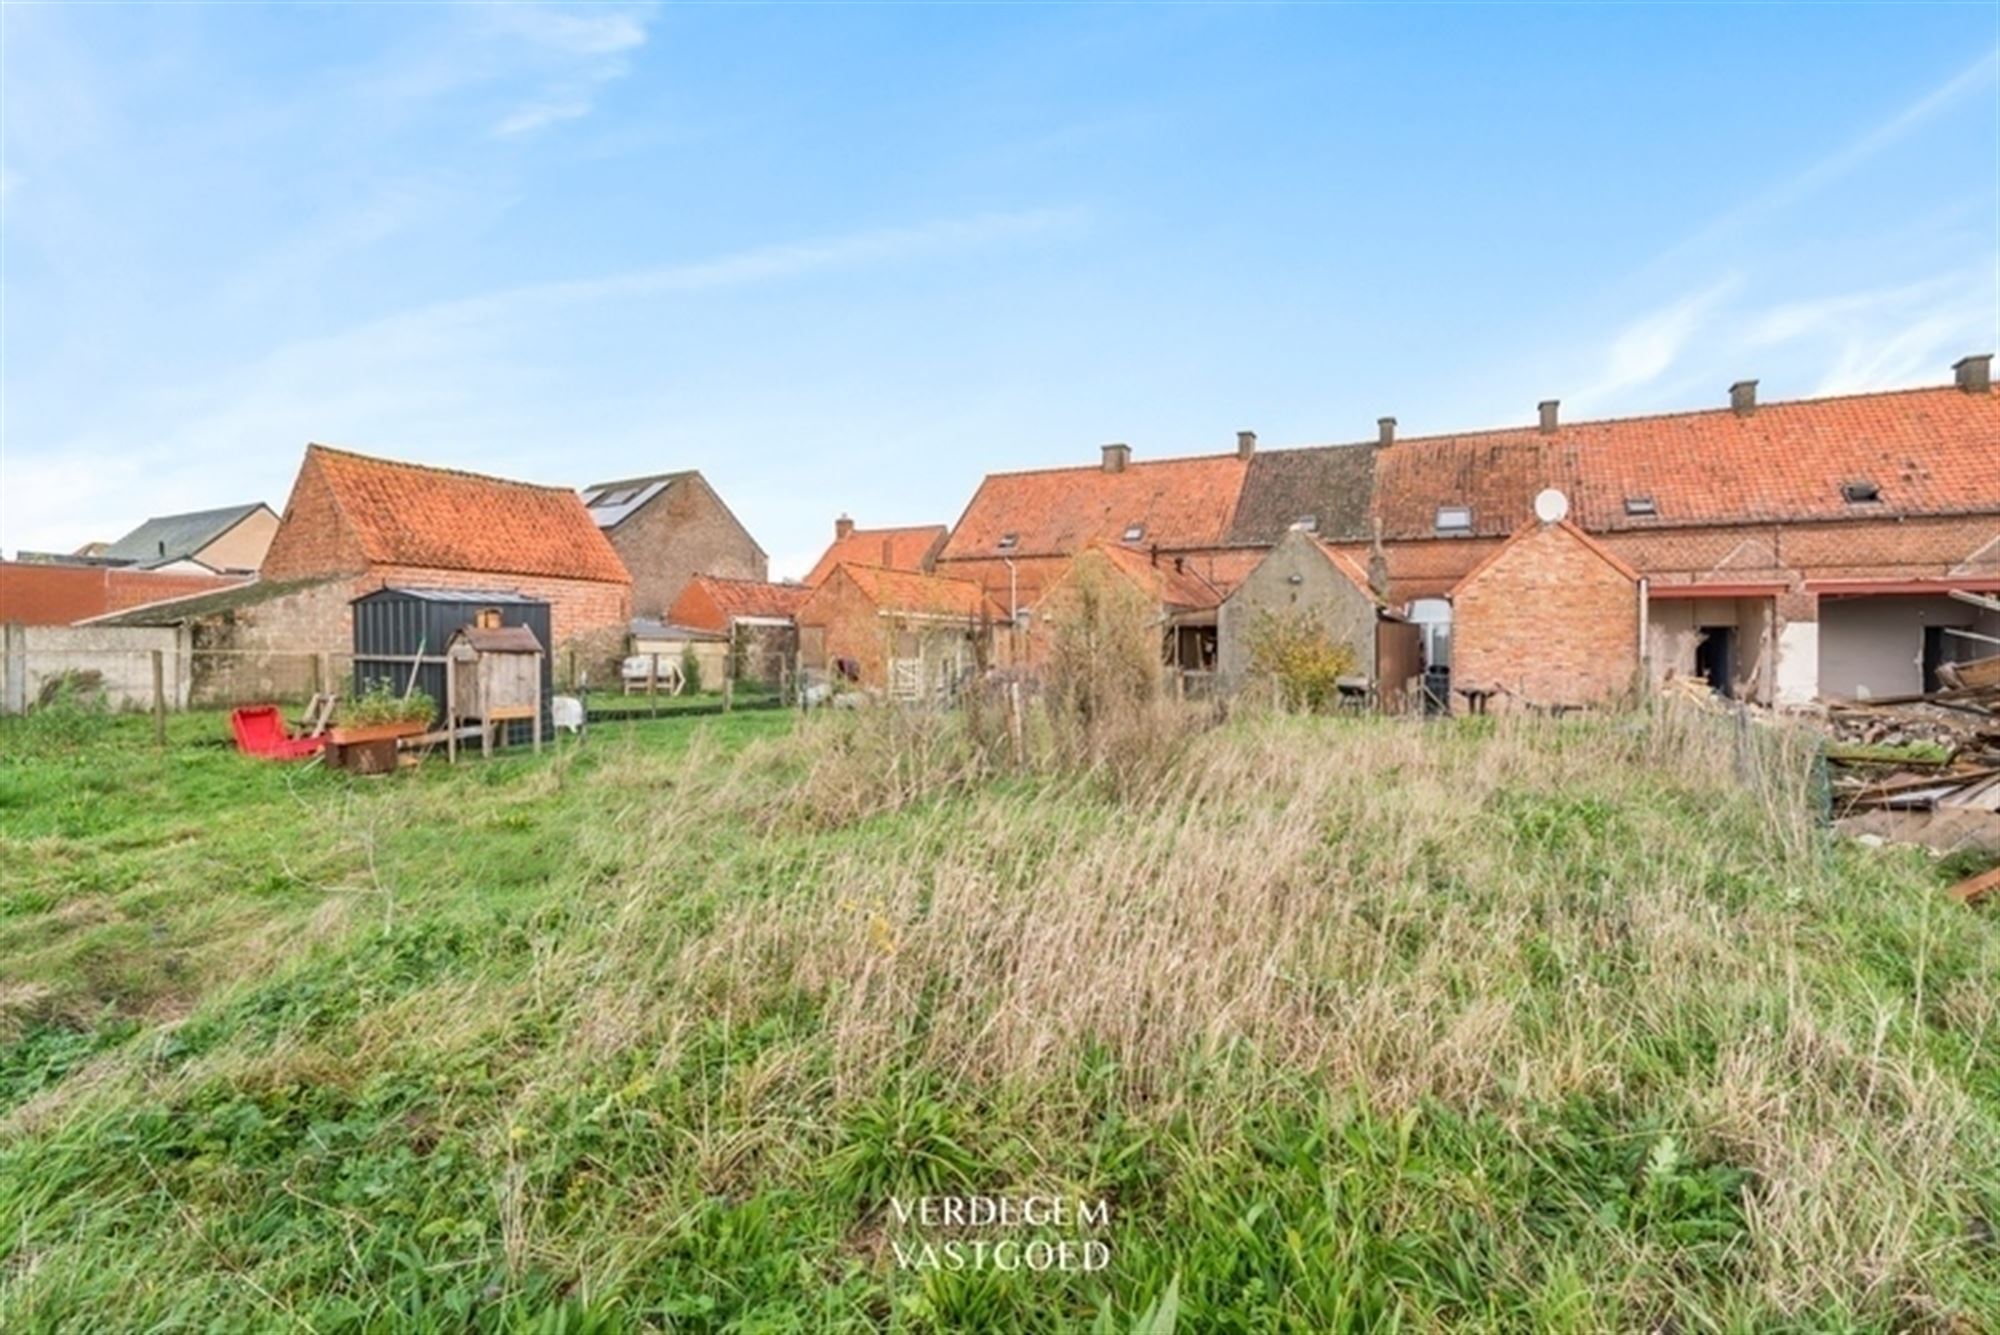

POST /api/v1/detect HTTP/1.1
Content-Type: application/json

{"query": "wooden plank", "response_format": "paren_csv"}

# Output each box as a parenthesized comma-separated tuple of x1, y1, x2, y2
(1947, 865, 2000, 905)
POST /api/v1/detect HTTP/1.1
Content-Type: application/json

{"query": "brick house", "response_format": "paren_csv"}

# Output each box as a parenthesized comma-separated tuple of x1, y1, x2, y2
(665, 575, 811, 686)
(805, 517, 948, 586)
(1030, 542, 1223, 678)
(259, 445, 632, 673)
(1448, 520, 1643, 712)
(939, 356, 1999, 706)
(796, 564, 999, 700)
(580, 472, 766, 619)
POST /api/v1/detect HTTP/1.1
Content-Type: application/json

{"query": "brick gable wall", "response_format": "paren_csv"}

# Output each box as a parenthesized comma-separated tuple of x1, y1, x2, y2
(606, 476, 766, 619)
(1451, 523, 1640, 711)
(259, 449, 370, 582)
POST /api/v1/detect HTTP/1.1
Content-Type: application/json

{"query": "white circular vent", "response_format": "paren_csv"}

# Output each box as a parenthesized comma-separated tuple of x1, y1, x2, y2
(1533, 488, 1570, 524)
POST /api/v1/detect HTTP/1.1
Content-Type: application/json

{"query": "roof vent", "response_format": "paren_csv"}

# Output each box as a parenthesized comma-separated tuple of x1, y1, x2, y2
(1538, 399, 1559, 434)
(1841, 480, 1881, 505)
(1954, 353, 1993, 394)
(1730, 379, 1758, 417)
(1122, 523, 1145, 543)
(1236, 430, 1257, 459)
(1101, 443, 1130, 474)
(1378, 416, 1396, 446)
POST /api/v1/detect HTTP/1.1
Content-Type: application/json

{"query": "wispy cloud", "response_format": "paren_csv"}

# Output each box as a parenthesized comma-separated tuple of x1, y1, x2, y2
(484, 2, 654, 138)
(2, 208, 1088, 555)
(1657, 49, 1999, 267)
(1569, 277, 1740, 411)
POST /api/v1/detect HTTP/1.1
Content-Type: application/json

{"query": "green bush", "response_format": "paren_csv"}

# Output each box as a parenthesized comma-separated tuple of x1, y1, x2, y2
(1246, 609, 1360, 711)
(680, 645, 703, 695)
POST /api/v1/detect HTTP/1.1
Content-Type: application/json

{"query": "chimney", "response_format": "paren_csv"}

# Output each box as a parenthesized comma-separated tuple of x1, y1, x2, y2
(1377, 417, 1396, 447)
(1236, 430, 1257, 459)
(1101, 442, 1131, 473)
(1730, 380, 1758, 417)
(834, 514, 855, 541)
(1953, 353, 1993, 394)
(1538, 399, 1559, 434)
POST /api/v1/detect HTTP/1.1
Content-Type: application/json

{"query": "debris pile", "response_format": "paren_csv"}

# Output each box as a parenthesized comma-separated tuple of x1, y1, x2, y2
(1826, 681, 2000, 817)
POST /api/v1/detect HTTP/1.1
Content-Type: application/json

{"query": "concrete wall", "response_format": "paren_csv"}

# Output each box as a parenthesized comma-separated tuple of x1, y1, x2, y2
(3, 623, 191, 713)
(1645, 597, 1775, 703)
(606, 475, 766, 620)
(1217, 529, 1378, 694)
(1819, 595, 2000, 700)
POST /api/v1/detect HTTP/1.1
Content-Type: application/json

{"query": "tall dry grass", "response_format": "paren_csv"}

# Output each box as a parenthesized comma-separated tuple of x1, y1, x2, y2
(525, 696, 1996, 1318)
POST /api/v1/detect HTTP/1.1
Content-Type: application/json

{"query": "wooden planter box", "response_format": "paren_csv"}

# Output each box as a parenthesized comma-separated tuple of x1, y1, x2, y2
(326, 719, 429, 746)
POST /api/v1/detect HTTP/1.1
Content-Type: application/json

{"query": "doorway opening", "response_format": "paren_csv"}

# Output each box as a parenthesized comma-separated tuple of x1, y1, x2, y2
(1695, 626, 1735, 699)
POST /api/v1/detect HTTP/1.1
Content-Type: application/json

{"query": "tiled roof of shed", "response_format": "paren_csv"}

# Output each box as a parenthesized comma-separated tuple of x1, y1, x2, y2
(306, 445, 629, 584)
(834, 564, 997, 619)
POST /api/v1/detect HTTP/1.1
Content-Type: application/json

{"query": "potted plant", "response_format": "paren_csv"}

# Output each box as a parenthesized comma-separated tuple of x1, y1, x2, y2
(328, 682, 436, 745)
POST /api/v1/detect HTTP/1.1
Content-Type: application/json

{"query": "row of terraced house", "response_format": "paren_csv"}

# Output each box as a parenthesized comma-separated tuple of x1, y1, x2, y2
(6, 353, 1994, 713)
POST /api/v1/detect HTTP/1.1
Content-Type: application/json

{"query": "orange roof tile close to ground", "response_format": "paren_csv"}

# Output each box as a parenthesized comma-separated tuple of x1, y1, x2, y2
(805, 524, 947, 586)
(306, 444, 629, 584)
(832, 564, 997, 619)
(1085, 543, 1224, 612)
(675, 575, 813, 627)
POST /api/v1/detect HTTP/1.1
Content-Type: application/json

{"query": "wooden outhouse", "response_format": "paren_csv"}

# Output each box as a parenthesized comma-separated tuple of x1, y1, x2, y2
(445, 623, 546, 759)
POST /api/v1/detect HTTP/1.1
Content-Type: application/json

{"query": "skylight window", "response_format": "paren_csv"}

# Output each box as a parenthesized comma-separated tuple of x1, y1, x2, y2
(1122, 523, 1146, 543)
(997, 533, 1018, 550)
(1434, 505, 1473, 535)
(1293, 515, 1318, 533)
(1623, 495, 1658, 517)
(1841, 481, 1881, 504)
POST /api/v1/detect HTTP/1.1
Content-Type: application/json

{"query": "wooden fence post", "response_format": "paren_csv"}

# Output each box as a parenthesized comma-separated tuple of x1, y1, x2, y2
(151, 649, 166, 747)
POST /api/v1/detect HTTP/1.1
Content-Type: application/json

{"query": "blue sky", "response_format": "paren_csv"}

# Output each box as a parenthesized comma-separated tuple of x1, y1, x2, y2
(3, 3, 1995, 579)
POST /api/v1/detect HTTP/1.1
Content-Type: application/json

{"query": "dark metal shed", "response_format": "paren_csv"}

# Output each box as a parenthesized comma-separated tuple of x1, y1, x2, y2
(350, 587, 552, 743)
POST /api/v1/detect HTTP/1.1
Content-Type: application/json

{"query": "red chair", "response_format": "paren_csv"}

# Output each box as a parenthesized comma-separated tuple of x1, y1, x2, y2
(230, 705, 326, 761)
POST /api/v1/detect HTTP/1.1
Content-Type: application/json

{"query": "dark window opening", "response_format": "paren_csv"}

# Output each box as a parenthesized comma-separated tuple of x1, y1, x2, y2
(1840, 481, 1881, 504)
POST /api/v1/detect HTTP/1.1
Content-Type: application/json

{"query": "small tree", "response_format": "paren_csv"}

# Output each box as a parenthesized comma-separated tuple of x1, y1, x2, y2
(680, 644, 703, 695)
(1247, 609, 1360, 712)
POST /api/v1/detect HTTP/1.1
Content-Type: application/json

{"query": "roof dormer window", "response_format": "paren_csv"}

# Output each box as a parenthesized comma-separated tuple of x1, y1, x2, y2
(1122, 523, 1145, 543)
(997, 532, 1018, 550)
(1434, 505, 1472, 535)
(1623, 495, 1657, 517)
(1841, 480, 1881, 504)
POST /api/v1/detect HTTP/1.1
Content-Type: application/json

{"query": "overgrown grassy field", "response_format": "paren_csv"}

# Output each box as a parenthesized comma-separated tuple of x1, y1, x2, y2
(1, 700, 1995, 1331)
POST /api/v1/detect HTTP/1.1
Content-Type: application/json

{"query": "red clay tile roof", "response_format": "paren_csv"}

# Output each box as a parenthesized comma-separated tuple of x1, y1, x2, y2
(306, 444, 628, 584)
(940, 453, 1250, 561)
(669, 575, 812, 630)
(1311, 539, 1382, 600)
(831, 564, 998, 619)
(1373, 383, 1999, 538)
(0, 563, 246, 626)
(805, 524, 947, 586)
(1084, 543, 1224, 612)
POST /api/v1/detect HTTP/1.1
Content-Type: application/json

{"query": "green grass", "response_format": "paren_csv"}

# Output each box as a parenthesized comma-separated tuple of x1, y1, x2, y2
(0, 701, 1995, 1332)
